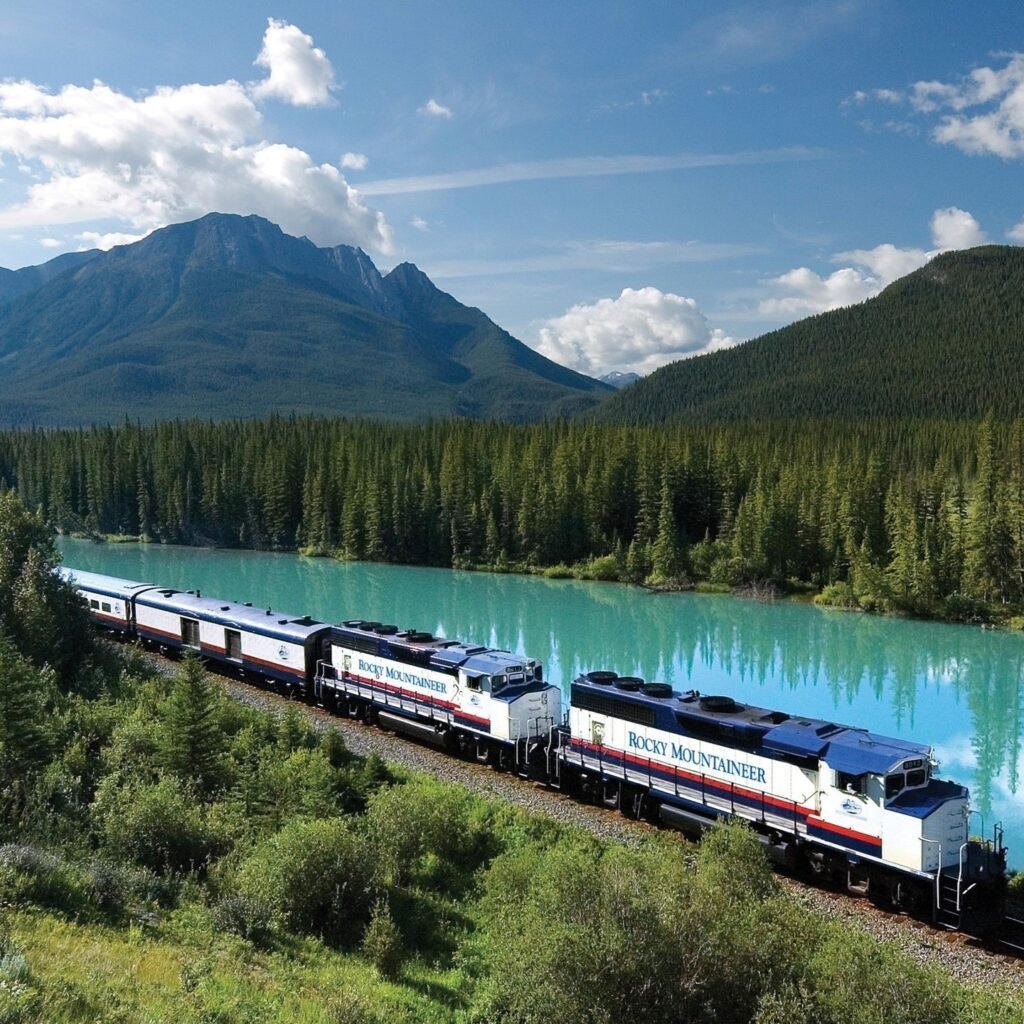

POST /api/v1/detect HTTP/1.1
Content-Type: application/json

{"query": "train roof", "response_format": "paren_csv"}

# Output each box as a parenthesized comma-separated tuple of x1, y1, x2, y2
(136, 588, 330, 644)
(329, 622, 534, 677)
(572, 675, 930, 775)
(59, 567, 155, 600)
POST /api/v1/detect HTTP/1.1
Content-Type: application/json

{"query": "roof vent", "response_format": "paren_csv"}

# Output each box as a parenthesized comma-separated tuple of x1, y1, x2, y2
(614, 676, 644, 691)
(641, 682, 673, 699)
(221, 606, 230, 611)
(374, 625, 398, 635)
(584, 670, 618, 686)
(243, 602, 252, 607)
(699, 695, 742, 713)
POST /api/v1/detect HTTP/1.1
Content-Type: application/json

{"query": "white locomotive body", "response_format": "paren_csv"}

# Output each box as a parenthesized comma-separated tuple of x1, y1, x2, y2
(559, 672, 1005, 933)
(316, 620, 560, 770)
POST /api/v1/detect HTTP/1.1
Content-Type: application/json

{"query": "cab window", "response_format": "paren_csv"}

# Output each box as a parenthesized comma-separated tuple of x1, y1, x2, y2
(906, 768, 926, 787)
(885, 773, 905, 799)
(836, 771, 866, 796)
(466, 675, 491, 694)
(491, 674, 507, 695)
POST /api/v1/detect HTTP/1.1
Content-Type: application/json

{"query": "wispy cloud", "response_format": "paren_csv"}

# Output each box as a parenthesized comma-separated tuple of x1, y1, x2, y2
(358, 146, 831, 196)
(425, 239, 765, 280)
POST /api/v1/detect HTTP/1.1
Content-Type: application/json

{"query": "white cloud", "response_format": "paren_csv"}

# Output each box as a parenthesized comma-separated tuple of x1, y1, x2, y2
(761, 207, 986, 317)
(251, 19, 335, 107)
(1008, 220, 1024, 243)
(77, 229, 149, 250)
(535, 286, 735, 376)
(930, 206, 986, 248)
(410, 216, 429, 232)
(38, 236, 60, 247)
(0, 24, 392, 253)
(418, 98, 453, 119)
(340, 151, 368, 170)
(859, 54, 1024, 158)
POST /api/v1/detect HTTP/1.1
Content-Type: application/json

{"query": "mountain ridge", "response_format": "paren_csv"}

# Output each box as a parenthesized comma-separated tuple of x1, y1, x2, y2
(0, 213, 610, 426)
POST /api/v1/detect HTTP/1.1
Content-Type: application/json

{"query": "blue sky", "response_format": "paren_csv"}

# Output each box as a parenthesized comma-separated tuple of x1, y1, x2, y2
(0, 1, 1021, 375)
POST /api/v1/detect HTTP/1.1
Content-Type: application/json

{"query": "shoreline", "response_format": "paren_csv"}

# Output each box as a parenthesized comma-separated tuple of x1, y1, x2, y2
(63, 530, 1022, 634)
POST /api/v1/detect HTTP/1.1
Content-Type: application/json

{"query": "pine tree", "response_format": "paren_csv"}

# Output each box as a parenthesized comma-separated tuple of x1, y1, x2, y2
(160, 656, 225, 797)
(650, 471, 682, 583)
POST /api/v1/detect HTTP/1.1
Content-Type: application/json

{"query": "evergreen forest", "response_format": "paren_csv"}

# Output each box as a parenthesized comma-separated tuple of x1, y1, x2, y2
(5, 414, 1024, 624)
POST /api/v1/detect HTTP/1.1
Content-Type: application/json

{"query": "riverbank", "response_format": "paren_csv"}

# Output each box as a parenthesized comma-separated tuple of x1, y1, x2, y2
(75, 530, 1024, 633)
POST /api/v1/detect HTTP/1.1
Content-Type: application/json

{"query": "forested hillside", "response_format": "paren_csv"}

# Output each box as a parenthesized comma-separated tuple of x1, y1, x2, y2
(597, 246, 1024, 424)
(4, 415, 1024, 623)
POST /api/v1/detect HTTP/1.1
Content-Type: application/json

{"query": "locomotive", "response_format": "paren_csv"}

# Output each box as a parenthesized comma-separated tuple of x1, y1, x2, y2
(64, 567, 1009, 937)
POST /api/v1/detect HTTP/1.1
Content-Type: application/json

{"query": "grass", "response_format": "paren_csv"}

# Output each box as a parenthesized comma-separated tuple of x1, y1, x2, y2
(6, 905, 459, 1023)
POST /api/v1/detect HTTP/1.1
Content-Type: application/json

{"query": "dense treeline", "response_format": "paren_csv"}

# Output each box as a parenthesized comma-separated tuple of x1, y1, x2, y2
(0, 490, 1021, 1022)
(4, 415, 1024, 621)
(596, 247, 1024, 425)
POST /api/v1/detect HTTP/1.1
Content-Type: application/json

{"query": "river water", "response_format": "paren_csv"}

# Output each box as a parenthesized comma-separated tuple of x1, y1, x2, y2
(58, 537, 1024, 867)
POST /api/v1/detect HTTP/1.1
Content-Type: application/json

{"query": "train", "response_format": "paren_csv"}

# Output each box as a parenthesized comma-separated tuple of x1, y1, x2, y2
(63, 566, 1010, 937)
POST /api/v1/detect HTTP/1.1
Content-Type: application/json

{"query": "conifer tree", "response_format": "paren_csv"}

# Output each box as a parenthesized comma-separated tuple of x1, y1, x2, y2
(160, 656, 225, 797)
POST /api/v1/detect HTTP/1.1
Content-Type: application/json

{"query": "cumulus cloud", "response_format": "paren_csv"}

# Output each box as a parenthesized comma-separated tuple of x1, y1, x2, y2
(252, 18, 335, 107)
(419, 98, 453, 119)
(930, 205, 986, 248)
(859, 54, 1024, 158)
(0, 24, 392, 252)
(39, 236, 60, 248)
(761, 207, 986, 317)
(410, 216, 429, 232)
(77, 229, 149, 251)
(340, 151, 368, 170)
(535, 286, 735, 376)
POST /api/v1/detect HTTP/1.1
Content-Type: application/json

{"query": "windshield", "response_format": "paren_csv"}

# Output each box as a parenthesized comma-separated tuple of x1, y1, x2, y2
(885, 773, 905, 799)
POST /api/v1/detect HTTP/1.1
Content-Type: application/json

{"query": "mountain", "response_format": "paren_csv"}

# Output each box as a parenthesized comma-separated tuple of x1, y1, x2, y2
(595, 246, 1024, 425)
(598, 371, 641, 389)
(0, 214, 610, 426)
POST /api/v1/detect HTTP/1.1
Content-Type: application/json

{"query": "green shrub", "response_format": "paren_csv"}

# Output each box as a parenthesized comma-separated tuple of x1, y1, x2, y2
(212, 892, 273, 943)
(576, 554, 621, 581)
(814, 581, 860, 609)
(540, 563, 574, 579)
(0, 844, 90, 916)
(363, 777, 492, 890)
(234, 817, 377, 943)
(93, 775, 228, 874)
(362, 899, 402, 979)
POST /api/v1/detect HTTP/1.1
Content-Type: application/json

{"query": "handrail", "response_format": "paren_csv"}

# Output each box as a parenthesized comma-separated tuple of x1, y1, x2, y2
(919, 837, 941, 916)
(956, 842, 968, 911)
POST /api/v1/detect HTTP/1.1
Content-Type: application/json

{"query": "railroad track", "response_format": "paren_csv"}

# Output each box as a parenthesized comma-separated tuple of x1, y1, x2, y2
(997, 916, 1024, 957)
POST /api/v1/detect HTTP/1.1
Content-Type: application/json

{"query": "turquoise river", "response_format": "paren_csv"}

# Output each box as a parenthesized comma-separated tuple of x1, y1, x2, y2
(58, 537, 1024, 868)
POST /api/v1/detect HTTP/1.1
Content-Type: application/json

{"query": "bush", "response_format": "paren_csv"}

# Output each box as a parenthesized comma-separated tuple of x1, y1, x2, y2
(234, 817, 377, 944)
(85, 858, 172, 915)
(363, 777, 492, 890)
(362, 899, 402, 979)
(540, 563, 574, 579)
(93, 775, 228, 874)
(0, 844, 90, 916)
(212, 892, 273, 944)
(576, 554, 621, 581)
(814, 581, 860, 609)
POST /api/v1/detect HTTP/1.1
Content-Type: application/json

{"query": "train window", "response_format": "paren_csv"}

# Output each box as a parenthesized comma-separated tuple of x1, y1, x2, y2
(885, 773, 905, 799)
(906, 768, 926, 787)
(180, 618, 200, 648)
(101, 602, 112, 613)
(491, 675, 507, 694)
(225, 629, 242, 661)
(90, 599, 99, 610)
(466, 675, 491, 693)
(836, 771, 866, 795)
